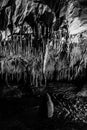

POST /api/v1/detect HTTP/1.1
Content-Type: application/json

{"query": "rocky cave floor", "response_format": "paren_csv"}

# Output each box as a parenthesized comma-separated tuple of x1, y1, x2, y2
(0, 81, 87, 130)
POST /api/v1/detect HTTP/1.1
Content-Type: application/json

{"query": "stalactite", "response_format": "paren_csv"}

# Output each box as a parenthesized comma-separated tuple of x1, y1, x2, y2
(59, 71, 61, 80)
(28, 35, 30, 56)
(62, 70, 64, 80)
(12, 39, 13, 55)
(22, 39, 24, 54)
(17, 36, 19, 54)
(24, 71, 27, 82)
(31, 34, 33, 48)
(25, 43, 27, 56)
(68, 68, 70, 80)
(18, 72, 21, 82)
(23, 39, 24, 55)
(60, 71, 62, 80)
(64, 70, 66, 79)
(30, 75, 32, 86)
(33, 74, 35, 85)
(39, 75, 41, 87)
(35, 74, 38, 87)
(63, 70, 65, 79)
(30, 35, 31, 49)
(66, 69, 68, 80)
(44, 74, 46, 87)
(24, 38, 25, 55)
(38, 23, 39, 38)
(7, 42, 9, 55)
(69, 68, 71, 80)
(26, 38, 28, 57)
(12, 73, 13, 81)
(32, 67, 35, 85)
(71, 66, 73, 80)
(1, 72, 3, 80)
(0, 43, 1, 54)
(67, 69, 68, 80)
(17, 72, 18, 83)
(11, 73, 12, 81)
(59, 72, 60, 80)
(2, 43, 3, 55)
(12, 38, 14, 55)
(6, 42, 7, 55)
(5, 72, 7, 83)
(13, 36, 15, 55)
(19, 28, 22, 54)
(15, 38, 17, 55)
(76, 66, 78, 77)
(17, 72, 19, 82)
(61, 71, 63, 79)
(57, 73, 59, 80)
(25, 39, 26, 56)
(17, 36, 18, 55)
(1, 44, 3, 54)
(1, 60, 4, 75)
(44, 26, 46, 36)
(17, 73, 19, 82)
(9, 42, 10, 55)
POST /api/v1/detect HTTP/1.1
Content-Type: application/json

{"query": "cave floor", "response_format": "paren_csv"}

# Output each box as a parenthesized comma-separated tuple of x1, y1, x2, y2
(0, 82, 87, 130)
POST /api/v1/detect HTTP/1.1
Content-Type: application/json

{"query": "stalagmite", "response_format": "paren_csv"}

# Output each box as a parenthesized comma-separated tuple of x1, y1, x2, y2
(47, 93, 54, 118)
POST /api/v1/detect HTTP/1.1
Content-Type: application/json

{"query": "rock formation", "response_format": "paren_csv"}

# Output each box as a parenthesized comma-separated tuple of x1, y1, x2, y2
(0, 0, 87, 128)
(0, 0, 87, 96)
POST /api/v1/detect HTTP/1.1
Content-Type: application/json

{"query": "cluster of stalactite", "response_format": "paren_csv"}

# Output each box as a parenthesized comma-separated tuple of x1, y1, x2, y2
(56, 65, 86, 81)
(0, 22, 54, 55)
(2, 19, 87, 86)
(0, 34, 33, 57)
(0, 23, 53, 87)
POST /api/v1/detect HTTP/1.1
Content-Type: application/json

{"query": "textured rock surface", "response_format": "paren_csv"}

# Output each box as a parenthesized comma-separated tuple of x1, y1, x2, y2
(0, 0, 87, 130)
(0, 0, 87, 92)
(66, 0, 87, 35)
(0, 0, 87, 91)
(0, 0, 55, 34)
(43, 0, 87, 83)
